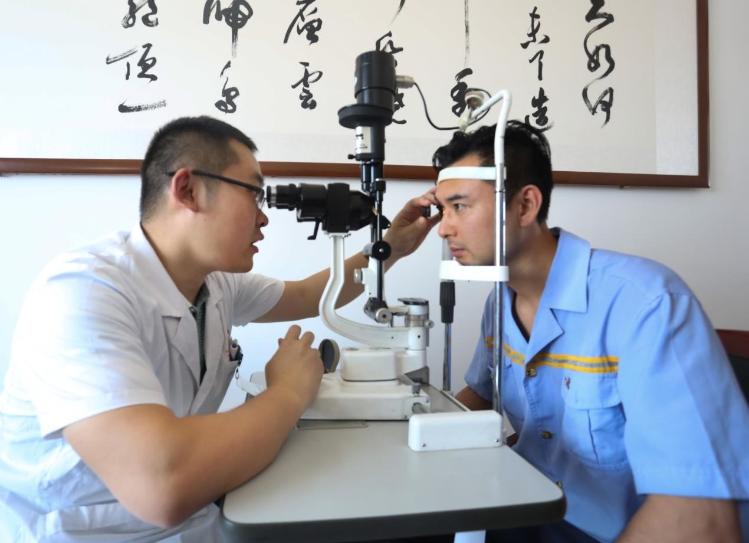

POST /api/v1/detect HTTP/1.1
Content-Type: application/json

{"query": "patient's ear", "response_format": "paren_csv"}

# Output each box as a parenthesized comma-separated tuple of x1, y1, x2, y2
(516, 185, 543, 227)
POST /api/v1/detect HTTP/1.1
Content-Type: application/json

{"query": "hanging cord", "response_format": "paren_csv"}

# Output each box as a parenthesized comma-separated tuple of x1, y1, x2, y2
(412, 82, 491, 130)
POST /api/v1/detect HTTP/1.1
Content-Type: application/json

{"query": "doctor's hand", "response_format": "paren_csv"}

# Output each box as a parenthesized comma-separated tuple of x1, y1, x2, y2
(383, 188, 441, 262)
(265, 325, 323, 413)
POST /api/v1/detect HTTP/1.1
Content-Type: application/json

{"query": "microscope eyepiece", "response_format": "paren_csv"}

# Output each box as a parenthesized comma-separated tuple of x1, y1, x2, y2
(266, 183, 375, 235)
(267, 184, 328, 221)
(266, 183, 299, 210)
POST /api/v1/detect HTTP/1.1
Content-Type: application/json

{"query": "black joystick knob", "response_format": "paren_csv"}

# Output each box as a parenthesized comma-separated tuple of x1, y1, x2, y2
(370, 240, 391, 261)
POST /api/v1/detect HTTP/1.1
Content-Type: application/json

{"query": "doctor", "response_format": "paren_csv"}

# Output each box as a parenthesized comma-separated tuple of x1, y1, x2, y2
(0, 116, 439, 542)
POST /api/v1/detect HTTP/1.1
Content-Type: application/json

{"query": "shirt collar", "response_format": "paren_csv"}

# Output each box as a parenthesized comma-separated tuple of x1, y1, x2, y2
(539, 228, 590, 313)
(128, 223, 194, 317)
(192, 283, 211, 312)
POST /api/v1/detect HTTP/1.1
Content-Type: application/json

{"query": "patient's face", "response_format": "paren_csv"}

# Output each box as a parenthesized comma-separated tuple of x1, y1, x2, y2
(436, 153, 496, 266)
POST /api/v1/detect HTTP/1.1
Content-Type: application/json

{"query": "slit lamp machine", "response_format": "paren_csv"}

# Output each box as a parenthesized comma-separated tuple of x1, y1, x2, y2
(245, 51, 511, 450)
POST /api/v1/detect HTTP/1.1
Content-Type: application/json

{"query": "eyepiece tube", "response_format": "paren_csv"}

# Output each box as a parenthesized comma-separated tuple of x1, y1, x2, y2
(266, 184, 300, 210)
(265, 183, 375, 234)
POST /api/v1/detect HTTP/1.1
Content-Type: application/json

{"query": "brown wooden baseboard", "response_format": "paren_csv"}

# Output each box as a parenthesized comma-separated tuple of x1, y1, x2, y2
(716, 329, 749, 359)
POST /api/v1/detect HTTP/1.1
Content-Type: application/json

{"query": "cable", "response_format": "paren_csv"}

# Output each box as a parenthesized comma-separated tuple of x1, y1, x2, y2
(412, 82, 491, 131)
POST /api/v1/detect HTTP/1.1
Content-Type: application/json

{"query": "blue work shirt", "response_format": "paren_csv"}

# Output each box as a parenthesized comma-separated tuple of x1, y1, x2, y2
(465, 229, 749, 542)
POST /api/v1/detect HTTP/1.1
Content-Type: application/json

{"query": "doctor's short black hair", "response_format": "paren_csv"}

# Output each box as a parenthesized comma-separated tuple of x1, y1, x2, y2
(432, 121, 553, 223)
(139, 116, 257, 221)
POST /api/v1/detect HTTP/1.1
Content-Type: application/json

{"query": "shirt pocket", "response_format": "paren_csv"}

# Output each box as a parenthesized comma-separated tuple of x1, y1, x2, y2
(192, 336, 238, 414)
(214, 342, 239, 397)
(560, 374, 628, 468)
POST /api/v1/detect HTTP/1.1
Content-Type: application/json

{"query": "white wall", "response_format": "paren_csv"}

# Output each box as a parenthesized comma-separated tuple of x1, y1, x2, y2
(1, 0, 747, 405)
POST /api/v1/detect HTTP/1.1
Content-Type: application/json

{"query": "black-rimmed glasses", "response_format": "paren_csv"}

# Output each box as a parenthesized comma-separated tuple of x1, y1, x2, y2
(167, 169, 266, 208)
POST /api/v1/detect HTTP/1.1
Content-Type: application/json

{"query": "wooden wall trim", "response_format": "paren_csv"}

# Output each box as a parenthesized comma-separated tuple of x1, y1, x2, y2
(0, 159, 710, 189)
(716, 329, 749, 359)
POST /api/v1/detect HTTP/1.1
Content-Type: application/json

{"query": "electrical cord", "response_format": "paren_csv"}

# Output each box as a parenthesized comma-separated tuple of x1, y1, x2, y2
(412, 82, 491, 130)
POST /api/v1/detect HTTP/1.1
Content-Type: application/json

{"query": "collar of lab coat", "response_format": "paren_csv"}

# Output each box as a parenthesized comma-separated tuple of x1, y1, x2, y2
(127, 224, 224, 318)
(128, 225, 230, 392)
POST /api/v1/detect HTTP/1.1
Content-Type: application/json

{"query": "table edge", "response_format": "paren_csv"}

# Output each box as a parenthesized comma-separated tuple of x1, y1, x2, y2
(220, 494, 566, 542)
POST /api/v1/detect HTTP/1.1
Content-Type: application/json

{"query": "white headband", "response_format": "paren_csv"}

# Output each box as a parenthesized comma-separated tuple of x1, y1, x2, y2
(436, 166, 496, 184)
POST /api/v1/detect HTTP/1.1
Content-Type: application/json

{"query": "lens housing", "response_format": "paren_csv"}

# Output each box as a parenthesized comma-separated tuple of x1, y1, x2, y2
(266, 183, 375, 234)
(354, 51, 397, 111)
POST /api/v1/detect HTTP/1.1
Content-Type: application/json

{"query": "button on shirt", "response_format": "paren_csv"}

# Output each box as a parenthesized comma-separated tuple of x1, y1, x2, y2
(0, 225, 284, 542)
(465, 229, 749, 542)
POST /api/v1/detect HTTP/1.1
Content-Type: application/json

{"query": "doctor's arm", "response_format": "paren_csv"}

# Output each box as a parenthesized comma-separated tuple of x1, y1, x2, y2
(256, 189, 440, 322)
(616, 495, 740, 543)
(63, 325, 322, 529)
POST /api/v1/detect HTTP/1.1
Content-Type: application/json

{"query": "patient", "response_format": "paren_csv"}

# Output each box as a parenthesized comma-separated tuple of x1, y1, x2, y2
(433, 121, 748, 542)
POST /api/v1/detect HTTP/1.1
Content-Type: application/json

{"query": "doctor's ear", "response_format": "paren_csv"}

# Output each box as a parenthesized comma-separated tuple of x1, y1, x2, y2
(515, 185, 544, 227)
(168, 169, 201, 212)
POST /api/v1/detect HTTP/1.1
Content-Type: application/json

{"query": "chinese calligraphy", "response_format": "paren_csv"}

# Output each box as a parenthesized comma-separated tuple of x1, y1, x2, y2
(390, 0, 406, 25)
(450, 68, 474, 118)
(203, 0, 254, 57)
(520, 6, 551, 131)
(118, 101, 167, 113)
(122, 0, 158, 28)
(106, 44, 158, 82)
(106, 42, 166, 113)
(215, 61, 240, 114)
(376, 30, 404, 56)
(100, 3, 631, 131)
(582, 0, 615, 125)
(284, 0, 322, 45)
(520, 7, 550, 50)
(376, 31, 406, 124)
(528, 88, 549, 128)
(291, 61, 323, 109)
(462, 0, 470, 67)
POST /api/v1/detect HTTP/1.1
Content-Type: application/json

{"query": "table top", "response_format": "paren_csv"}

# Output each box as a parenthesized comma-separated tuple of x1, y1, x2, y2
(221, 389, 565, 542)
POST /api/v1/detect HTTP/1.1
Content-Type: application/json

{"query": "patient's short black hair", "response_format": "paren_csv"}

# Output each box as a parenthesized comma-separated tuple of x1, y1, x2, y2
(432, 121, 553, 223)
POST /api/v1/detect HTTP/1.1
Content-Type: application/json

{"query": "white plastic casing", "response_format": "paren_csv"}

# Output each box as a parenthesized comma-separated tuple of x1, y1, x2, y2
(339, 348, 425, 381)
(305, 372, 430, 420)
(408, 411, 502, 452)
(439, 261, 509, 283)
(244, 371, 431, 421)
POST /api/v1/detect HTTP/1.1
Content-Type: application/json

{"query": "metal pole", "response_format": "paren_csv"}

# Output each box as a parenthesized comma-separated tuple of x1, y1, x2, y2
(492, 157, 506, 444)
(443, 323, 452, 391)
(440, 240, 456, 392)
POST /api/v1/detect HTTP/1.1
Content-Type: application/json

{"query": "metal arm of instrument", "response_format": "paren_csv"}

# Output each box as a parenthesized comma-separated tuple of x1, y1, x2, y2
(319, 234, 428, 351)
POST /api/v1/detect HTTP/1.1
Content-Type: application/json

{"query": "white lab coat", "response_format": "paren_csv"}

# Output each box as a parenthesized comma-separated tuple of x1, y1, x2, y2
(0, 225, 283, 542)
